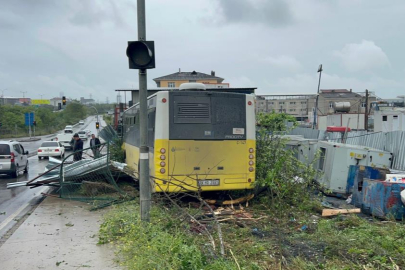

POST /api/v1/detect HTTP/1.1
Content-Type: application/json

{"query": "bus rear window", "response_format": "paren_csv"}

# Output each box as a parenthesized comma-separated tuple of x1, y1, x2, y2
(169, 92, 246, 140)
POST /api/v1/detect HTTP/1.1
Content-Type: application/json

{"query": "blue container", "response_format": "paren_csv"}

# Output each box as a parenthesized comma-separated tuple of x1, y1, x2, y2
(349, 165, 387, 206)
(350, 165, 405, 219)
(361, 180, 405, 220)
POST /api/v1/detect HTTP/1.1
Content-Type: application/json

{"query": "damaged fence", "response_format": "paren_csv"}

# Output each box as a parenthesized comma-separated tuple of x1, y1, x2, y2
(8, 128, 138, 209)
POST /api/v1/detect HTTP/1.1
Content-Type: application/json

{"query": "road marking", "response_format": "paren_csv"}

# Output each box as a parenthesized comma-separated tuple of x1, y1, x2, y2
(0, 202, 30, 232)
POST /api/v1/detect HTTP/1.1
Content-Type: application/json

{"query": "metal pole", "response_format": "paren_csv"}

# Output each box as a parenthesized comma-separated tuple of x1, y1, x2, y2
(365, 89, 369, 132)
(313, 65, 323, 129)
(137, 0, 151, 222)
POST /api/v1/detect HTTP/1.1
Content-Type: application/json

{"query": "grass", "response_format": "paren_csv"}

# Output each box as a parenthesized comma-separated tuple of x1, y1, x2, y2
(99, 197, 405, 270)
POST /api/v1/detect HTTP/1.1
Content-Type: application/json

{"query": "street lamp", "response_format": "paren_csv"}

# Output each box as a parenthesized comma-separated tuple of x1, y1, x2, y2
(313, 64, 323, 129)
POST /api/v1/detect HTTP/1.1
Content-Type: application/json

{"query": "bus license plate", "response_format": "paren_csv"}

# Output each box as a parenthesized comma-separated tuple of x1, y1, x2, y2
(198, 179, 220, 186)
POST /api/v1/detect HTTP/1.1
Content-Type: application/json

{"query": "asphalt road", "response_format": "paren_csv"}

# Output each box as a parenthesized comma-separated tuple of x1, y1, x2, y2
(0, 116, 105, 239)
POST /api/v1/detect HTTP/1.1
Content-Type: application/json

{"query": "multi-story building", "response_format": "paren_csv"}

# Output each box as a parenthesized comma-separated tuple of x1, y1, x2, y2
(153, 70, 228, 88)
(256, 89, 377, 121)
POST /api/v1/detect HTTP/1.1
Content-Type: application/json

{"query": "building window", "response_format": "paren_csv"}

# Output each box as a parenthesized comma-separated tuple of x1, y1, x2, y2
(301, 101, 307, 104)
(189, 80, 196, 82)
(329, 102, 333, 108)
(301, 109, 307, 111)
(168, 82, 175, 87)
(382, 116, 387, 121)
(279, 102, 284, 105)
(361, 102, 366, 108)
(289, 109, 296, 112)
(394, 115, 398, 119)
(290, 102, 296, 105)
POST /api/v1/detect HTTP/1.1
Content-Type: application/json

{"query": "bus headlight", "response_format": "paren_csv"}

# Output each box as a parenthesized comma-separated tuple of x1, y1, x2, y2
(160, 161, 166, 167)
(249, 148, 254, 153)
(160, 155, 166, 160)
(160, 148, 166, 154)
(249, 167, 254, 172)
(160, 168, 166, 174)
(249, 160, 254, 166)
(249, 154, 254, 159)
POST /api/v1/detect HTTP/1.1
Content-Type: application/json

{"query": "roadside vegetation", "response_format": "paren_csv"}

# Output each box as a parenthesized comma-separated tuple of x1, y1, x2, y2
(0, 102, 112, 138)
(99, 112, 405, 270)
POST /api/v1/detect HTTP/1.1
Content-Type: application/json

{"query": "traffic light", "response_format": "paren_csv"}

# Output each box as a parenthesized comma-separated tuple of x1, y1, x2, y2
(62, 96, 66, 105)
(126, 41, 155, 69)
(96, 122, 100, 129)
(58, 103, 61, 110)
(33, 121, 36, 126)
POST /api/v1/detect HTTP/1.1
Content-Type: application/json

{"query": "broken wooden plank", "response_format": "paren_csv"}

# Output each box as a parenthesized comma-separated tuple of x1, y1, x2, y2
(322, 208, 361, 217)
(205, 194, 254, 206)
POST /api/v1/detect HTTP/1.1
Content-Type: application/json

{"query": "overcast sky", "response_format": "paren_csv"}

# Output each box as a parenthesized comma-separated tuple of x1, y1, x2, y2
(1, 0, 404, 102)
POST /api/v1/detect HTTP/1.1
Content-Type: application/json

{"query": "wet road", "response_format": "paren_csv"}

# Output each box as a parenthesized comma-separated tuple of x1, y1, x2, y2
(0, 116, 105, 239)
(18, 116, 95, 155)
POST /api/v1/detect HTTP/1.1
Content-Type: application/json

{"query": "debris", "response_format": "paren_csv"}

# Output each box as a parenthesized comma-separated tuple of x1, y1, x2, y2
(65, 222, 74, 227)
(300, 225, 308, 231)
(56, 261, 65, 266)
(205, 194, 254, 206)
(321, 201, 335, 209)
(346, 195, 352, 204)
(322, 208, 361, 217)
(252, 228, 265, 238)
(0, 212, 5, 215)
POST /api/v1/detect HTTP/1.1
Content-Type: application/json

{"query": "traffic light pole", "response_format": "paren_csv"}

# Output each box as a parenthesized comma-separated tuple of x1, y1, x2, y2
(137, 0, 151, 222)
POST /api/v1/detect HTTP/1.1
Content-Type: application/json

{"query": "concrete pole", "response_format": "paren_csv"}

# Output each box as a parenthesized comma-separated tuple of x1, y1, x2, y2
(365, 89, 369, 132)
(137, 0, 151, 222)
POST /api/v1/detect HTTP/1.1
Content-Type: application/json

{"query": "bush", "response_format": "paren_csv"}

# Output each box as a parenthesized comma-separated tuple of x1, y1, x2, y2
(255, 112, 320, 211)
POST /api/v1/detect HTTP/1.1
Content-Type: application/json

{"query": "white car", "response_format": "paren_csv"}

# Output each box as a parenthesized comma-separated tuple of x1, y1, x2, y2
(85, 129, 91, 136)
(65, 125, 73, 129)
(0, 140, 29, 178)
(78, 131, 88, 140)
(64, 128, 73, 134)
(38, 141, 65, 159)
(79, 120, 85, 125)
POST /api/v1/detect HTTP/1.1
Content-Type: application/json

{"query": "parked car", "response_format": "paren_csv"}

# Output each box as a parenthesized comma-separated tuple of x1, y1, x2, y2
(78, 131, 88, 140)
(38, 141, 65, 159)
(79, 120, 85, 125)
(65, 125, 73, 129)
(0, 140, 29, 178)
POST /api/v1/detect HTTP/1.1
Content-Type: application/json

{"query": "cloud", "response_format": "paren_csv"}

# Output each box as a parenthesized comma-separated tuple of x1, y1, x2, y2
(215, 0, 294, 27)
(333, 40, 390, 72)
(263, 55, 302, 71)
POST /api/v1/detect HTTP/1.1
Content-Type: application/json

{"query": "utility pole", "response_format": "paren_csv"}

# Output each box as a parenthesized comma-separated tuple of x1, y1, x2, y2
(20, 91, 27, 98)
(365, 89, 369, 132)
(313, 64, 323, 129)
(137, 0, 151, 222)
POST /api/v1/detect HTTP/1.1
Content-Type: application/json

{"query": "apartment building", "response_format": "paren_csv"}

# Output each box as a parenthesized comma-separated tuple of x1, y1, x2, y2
(256, 89, 376, 121)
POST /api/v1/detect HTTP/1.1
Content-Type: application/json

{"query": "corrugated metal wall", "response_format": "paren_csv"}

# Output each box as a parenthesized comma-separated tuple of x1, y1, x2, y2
(289, 127, 405, 171)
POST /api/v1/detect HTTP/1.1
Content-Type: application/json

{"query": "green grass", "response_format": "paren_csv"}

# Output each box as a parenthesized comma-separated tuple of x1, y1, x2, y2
(99, 199, 405, 270)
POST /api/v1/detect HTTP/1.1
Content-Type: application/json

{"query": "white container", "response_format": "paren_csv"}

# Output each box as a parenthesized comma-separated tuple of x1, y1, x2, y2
(315, 141, 392, 194)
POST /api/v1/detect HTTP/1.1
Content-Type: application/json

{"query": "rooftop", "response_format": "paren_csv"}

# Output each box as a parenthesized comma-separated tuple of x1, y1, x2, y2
(153, 71, 224, 83)
(115, 87, 256, 94)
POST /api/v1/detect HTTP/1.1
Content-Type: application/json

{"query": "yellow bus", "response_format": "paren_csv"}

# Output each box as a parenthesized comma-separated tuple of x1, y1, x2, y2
(122, 83, 256, 192)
